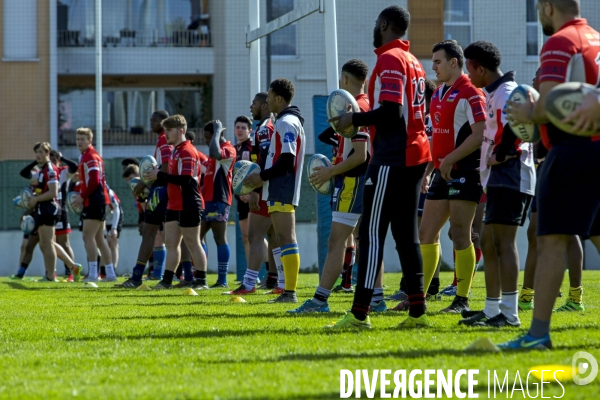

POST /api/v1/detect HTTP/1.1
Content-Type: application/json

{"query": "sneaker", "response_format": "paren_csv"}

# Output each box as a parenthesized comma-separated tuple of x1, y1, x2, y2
(391, 299, 410, 311)
(191, 279, 209, 290)
(210, 282, 229, 289)
(332, 285, 354, 294)
(440, 297, 470, 314)
(223, 284, 255, 295)
(103, 276, 118, 283)
(440, 285, 457, 297)
(287, 299, 330, 314)
(370, 300, 388, 313)
(518, 300, 534, 311)
(66, 274, 74, 283)
(9, 274, 24, 280)
(461, 309, 483, 318)
(115, 278, 142, 288)
(383, 290, 407, 302)
(144, 275, 160, 281)
(83, 276, 98, 283)
(397, 314, 430, 329)
(173, 280, 193, 288)
(267, 291, 298, 303)
(323, 312, 371, 330)
(473, 313, 521, 327)
(553, 299, 585, 312)
(262, 287, 284, 295)
(153, 281, 172, 290)
(426, 292, 442, 301)
(72, 264, 83, 282)
(99, 274, 106, 281)
(497, 333, 552, 351)
(258, 280, 276, 290)
(459, 311, 491, 326)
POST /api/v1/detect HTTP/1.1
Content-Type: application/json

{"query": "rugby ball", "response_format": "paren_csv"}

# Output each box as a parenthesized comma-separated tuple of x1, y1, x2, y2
(13, 196, 23, 208)
(233, 163, 261, 196)
(307, 154, 334, 195)
(20, 215, 35, 234)
(508, 85, 540, 142)
(130, 177, 150, 200)
(233, 160, 252, 177)
(139, 155, 158, 186)
(29, 171, 39, 186)
(326, 89, 360, 139)
(67, 191, 83, 215)
(545, 82, 598, 137)
(20, 187, 34, 209)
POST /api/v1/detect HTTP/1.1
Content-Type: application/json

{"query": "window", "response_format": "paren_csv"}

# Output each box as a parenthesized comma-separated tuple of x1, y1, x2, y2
(268, 0, 296, 56)
(3, 0, 38, 60)
(443, 0, 472, 47)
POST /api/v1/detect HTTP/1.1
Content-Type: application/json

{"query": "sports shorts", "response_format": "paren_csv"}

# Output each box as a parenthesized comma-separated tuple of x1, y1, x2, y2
(237, 199, 250, 221)
(81, 204, 107, 221)
(55, 208, 71, 235)
(202, 201, 230, 222)
(417, 192, 427, 217)
(35, 202, 61, 227)
(166, 209, 202, 228)
(484, 187, 532, 226)
(267, 201, 295, 213)
(427, 169, 482, 203)
(331, 174, 364, 227)
(249, 189, 270, 218)
(144, 185, 168, 226)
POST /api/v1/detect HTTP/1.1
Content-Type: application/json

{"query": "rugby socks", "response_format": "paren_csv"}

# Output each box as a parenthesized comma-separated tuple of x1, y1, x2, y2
(280, 243, 300, 292)
(152, 246, 166, 279)
(64, 264, 70, 277)
(529, 318, 550, 338)
(452, 247, 481, 286)
(132, 260, 146, 282)
(243, 269, 259, 290)
(16, 263, 29, 278)
(105, 263, 117, 279)
(313, 286, 332, 305)
(454, 244, 476, 298)
(420, 243, 440, 293)
(519, 287, 535, 303)
(100, 266, 106, 276)
(371, 287, 384, 305)
(399, 276, 407, 293)
(176, 264, 183, 280)
(569, 286, 583, 304)
(428, 277, 440, 296)
(341, 246, 355, 288)
(194, 270, 207, 286)
(483, 297, 501, 319)
(408, 293, 426, 318)
(265, 263, 277, 287)
(499, 291, 519, 322)
(217, 244, 230, 284)
(162, 270, 174, 285)
(182, 261, 194, 282)
(87, 261, 98, 280)
(272, 247, 285, 289)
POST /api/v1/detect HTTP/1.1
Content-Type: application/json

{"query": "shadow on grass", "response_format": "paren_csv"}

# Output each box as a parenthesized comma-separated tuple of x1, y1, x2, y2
(3, 282, 73, 291)
(109, 311, 345, 321)
(236, 392, 340, 400)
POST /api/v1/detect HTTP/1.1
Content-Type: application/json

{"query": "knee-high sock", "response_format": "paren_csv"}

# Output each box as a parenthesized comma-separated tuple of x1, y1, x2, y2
(182, 261, 194, 281)
(152, 246, 166, 279)
(420, 243, 440, 294)
(455, 244, 476, 298)
(341, 246, 355, 288)
(217, 244, 230, 284)
(280, 243, 300, 292)
(272, 247, 284, 289)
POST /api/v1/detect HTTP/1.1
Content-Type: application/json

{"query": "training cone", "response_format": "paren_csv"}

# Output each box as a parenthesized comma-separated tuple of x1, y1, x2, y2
(60, 279, 68, 283)
(529, 365, 574, 383)
(230, 296, 247, 303)
(137, 283, 152, 291)
(183, 288, 198, 296)
(84, 282, 98, 288)
(465, 337, 500, 353)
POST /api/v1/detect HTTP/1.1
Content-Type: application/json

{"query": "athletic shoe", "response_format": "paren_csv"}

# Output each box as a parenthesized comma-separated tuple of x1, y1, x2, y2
(473, 313, 521, 327)
(391, 299, 410, 311)
(103, 276, 118, 283)
(223, 284, 255, 295)
(370, 300, 388, 313)
(9, 274, 24, 280)
(173, 280, 193, 288)
(210, 282, 229, 289)
(440, 285, 457, 297)
(267, 292, 298, 303)
(191, 279, 209, 290)
(287, 299, 330, 314)
(458, 311, 489, 326)
(144, 275, 160, 281)
(518, 300, 534, 311)
(397, 314, 430, 329)
(258, 280, 276, 290)
(66, 274, 74, 283)
(440, 298, 470, 314)
(83, 276, 98, 283)
(332, 285, 354, 294)
(554, 300, 585, 312)
(323, 312, 371, 330)
(72, 264, 83, 282)
(497, 333, 552, 351)
(461, 309, 482, 318)
(99, 274, 106, 281)
(114, 278, 142, 288)
(426, 292, 442, 301)
(383, 290, 407, 302)
(262, 287, 284, 295)
(152, 281, 172, 290)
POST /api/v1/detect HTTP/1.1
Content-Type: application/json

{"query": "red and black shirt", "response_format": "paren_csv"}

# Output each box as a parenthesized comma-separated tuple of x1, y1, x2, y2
(162, 140, 203, 211)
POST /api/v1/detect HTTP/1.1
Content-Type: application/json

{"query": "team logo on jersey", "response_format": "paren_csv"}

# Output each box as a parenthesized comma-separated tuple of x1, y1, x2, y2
(434, 112, 441, 124)
(447, 90, 460, 102)
(283, 132, 296, 143)
(365, 178, 373, 186)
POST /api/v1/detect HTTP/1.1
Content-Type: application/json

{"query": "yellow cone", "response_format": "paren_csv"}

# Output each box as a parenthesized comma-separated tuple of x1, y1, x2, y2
(230, 296, 247, 303)
(84, 282, 98, 288)
(183, 288, 198, 296)
(137, 283, 151, 291)
(465, 337, 500, 353)
(60, 279, 68, 283)
(529, 365, 574, 383)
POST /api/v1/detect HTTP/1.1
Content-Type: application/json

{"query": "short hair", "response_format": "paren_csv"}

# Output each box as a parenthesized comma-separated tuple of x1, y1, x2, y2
(76, 127, 93, 141)
(50, 149, 60, 159)
(255, 92, 268, 103)
(121, 157, 140, 167)
(379, 6, 410, 37)
(33, 142, 52, 153)
(269, 78, 295, 103)
(185, 130, 195, 143)
(122, 164, 139, 178)
(544, 0, 580, 14)
(424, 79, 436, 101)
(432, 40, 464, 69)
(152, 110, 169, 120)
(464, 41, 502, 72)
(203, 120, 216, 134)
(234, 115, 253, 129)
(162, 114, 187, 132)
(342, 59, 369, 81)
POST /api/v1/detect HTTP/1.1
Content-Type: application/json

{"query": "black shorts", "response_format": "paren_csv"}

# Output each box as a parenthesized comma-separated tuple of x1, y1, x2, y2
(106, 225, 122, 238)
(144, 186, 168, 226)
(165, 209, 202, 228)
(417, 192, 426, 217)
(35, 212, 60, 227)
(237, 199, 250, 221)
(537, 141, 600, 236)
(484, 187, 532, 226)
(81, 204, 107, 221)
(55, 209, 71, 235)
(427, 169, 482, 203)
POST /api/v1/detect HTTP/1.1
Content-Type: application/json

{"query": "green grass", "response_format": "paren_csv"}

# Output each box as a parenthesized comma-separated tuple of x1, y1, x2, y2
(1, 272, 599, 400)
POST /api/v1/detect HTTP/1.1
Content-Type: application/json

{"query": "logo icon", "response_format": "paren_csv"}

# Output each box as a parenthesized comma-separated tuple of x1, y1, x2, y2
(573, 351, 598, 385)
(283, 132, 295, 143)
(459, 177, 466, 184)
(365, 178, 373, 186)
(434, 112, 441, 124)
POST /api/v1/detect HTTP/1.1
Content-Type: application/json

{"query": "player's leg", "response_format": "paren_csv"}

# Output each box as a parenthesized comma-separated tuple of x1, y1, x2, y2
(180, 210, 207, 289)
(37, 224, 57, 281)
(93, 220, 116, 281)
(268, 204, 299, 303)
(150, 228, 166, 280)
(81, 217, 102, 282)
(267, 226, 284, 293)
(519, 209, 537, 310)
(56, 233, 75, 279)
(13, 234, 38, 279)
(555, 236, 584, 312)
(155, 219, 183, 289)
(210, 206, 231, 287)
(173, 240, 194, 287)
(239, 211, 250, 264)
(419, 199, 450, 293)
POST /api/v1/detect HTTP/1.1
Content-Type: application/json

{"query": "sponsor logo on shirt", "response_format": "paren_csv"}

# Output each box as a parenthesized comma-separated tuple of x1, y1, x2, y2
(283, 132, 295, 143)
(447, 90, 460, 102)
(434, 112, 441, 124)
(365, 178, 373, 186)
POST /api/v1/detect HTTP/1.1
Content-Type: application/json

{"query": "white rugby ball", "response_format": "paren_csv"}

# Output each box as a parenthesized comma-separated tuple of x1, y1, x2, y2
(508, 85, 540, 142)
(234, 160, 252, 177)
(130, 177, 150, 200)
(233, 163, 261, 196)
(20, 187, 34, 209)
(67, 191, 83, 215)
(326, 89, 360, 139)
(545, 82, 598, 137)
(139, 155, 158, 186)
(13, 195, 23, 208)
(21, 215, 36, 234)
(307, 154, 334, 195)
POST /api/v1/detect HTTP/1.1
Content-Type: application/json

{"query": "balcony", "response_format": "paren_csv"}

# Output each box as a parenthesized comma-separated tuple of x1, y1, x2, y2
(58, 29, 212, 48)
(58, 128, 207, 147)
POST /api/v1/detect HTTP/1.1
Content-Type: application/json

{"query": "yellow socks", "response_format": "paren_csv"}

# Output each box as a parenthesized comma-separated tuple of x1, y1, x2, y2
(281, 243, 300, 291)
(519, 287, 535, 302)
(455, 244, 475, 298)
(420, 243, 440, 293)
(569, 286, 583, 304)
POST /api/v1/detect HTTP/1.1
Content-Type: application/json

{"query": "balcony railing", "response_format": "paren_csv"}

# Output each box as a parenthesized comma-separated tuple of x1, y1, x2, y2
(58, 29, 212, 48)
(58, 128, 206, 146)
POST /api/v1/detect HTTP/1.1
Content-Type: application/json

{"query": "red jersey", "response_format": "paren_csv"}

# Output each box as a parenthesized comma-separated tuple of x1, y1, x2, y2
(196, 148, 208, 209)
(35, 161, 61, 213)
(202, 141, 236, 205)
(538, 19, 600, 144)
(430, 74, 486, 170)
(166, 140, 203, 211)
(367, 39, 431, 167)
(332, 93, 370, 177)
(154, 131, 173, 172)
(78, 145, 110, 207)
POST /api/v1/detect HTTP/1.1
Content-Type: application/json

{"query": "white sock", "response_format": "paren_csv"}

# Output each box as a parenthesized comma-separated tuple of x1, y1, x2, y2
(105, 263, 116, 278)
(500, 291, 519, 322)
(243, 269, 259, 290)
(87, 261, 98, 279)
(483, 297, 501, 319)
(273, 247, 284, 289)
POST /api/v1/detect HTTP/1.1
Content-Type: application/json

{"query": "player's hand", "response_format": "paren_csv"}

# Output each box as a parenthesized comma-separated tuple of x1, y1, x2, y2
(249, 191, 260, 211)
(506, 92, 535, 125)
(562, 89, 600, 135)
(27, 196, 37, 209)
(142, 169, 159, 186)
(243, 172, 263, 188)
(438, 158, 453, 181)
(309, 166, 334, 187)
(71, 193, 84, 208)
(486, 153, 516, 167)
(240, 194, 251, 203)
(328, 112, 354, 132)
(109, 229, 118, 238)
(421, 174, 431, 194)
(471, 229, 479, 242)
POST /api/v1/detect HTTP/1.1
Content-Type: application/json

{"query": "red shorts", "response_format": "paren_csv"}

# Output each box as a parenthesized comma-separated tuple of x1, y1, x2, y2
(249, 199, 270, 218)
(480, 193, 487, 203)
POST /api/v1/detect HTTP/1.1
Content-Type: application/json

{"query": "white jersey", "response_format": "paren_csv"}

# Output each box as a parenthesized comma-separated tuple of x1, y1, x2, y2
(106, 188, 122, 229)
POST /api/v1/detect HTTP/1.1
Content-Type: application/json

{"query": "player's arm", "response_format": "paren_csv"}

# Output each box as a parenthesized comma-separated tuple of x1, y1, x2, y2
(318, 126, 339, 147)
(19, 160, 38, 180)
(310, 136, 367, 186)
(109, 197, 120, 234)
(80, 161, 101, 200)
(209, 121, 226, 160)
(30, 179, 59, 208)
(61, 155, 78, 177)
(156, 152, 196, 186)
(441, 121, 485, 166)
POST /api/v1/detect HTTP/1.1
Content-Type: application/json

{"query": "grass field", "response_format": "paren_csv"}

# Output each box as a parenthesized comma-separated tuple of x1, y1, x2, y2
(1, 271, 599, 400)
